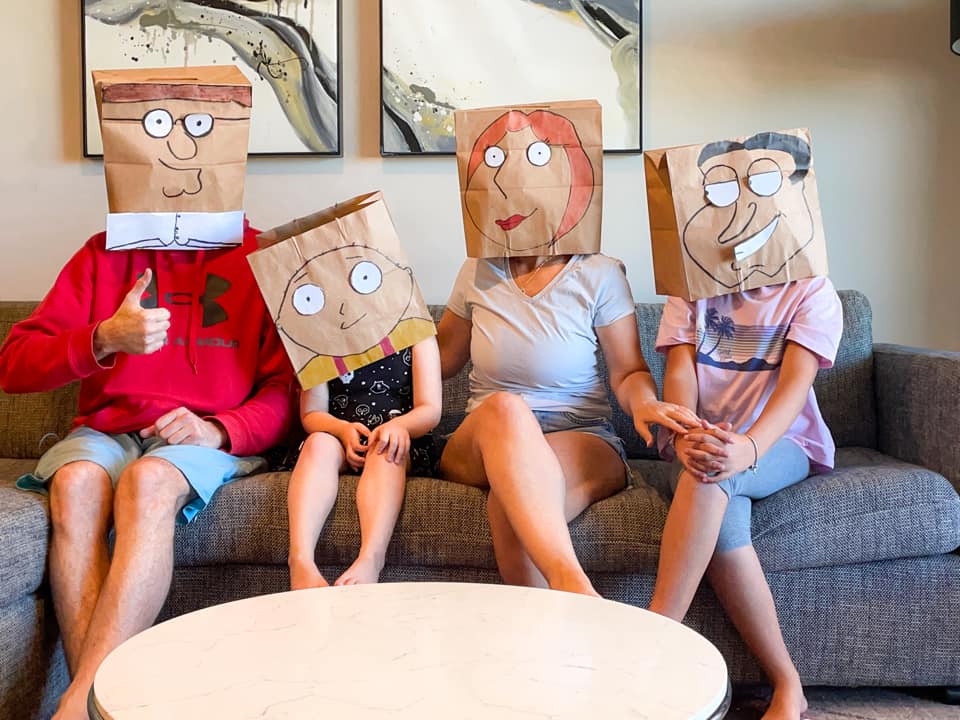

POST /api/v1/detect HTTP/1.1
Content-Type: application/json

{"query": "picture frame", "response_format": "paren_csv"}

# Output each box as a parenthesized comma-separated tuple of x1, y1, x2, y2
(81, 0, 342, 157)
(380, 0, 642, 156)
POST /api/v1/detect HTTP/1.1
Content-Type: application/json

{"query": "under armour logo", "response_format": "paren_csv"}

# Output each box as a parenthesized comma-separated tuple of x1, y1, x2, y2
(162, 273, 232, 327)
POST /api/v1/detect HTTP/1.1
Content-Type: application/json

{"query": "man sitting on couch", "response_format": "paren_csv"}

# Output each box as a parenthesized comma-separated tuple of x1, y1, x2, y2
(0, 67, 293, 720)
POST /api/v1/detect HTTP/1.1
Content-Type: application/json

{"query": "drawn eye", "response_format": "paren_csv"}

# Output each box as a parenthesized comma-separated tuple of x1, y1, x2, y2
(349, 261, 382, 295)
(527, 141, 552, 167)
(184, 113, 214, 138)
(142, 109, 174, 139)
(747, 170, 783, 197)
(292, 284, 325, 316)
(704, 180, 740, 208)
(484, 146, 505, 168)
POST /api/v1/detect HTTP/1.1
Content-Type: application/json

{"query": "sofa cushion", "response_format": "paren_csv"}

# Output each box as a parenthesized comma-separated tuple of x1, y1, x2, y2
(632, 448, 960, 573)
(173, 472, 671, 575)
(0, 303, 79, 460)
(0, 462, 49, 605)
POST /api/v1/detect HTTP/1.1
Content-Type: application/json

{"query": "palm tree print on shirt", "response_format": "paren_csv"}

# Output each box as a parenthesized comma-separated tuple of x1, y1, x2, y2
(698, 312, 737, 358)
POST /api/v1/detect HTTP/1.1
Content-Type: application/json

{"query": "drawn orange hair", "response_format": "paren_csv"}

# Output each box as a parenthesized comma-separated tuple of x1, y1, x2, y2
(466, 110, 594, 241)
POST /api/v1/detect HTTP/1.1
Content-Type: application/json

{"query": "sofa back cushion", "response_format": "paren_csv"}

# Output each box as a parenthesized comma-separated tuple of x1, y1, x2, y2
(0, 292, 876, 460)
(0, 303, 79, 459)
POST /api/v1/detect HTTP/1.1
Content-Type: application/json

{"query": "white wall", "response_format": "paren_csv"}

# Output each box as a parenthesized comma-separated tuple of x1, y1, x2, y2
(3, 0, 958, 350)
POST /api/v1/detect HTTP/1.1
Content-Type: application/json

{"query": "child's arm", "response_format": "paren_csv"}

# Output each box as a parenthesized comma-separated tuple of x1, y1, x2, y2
(300, 384, 370, 471)
(369, 337, 443, 465)
(663, 344, 731, 479)
(709, 341, 820, 481)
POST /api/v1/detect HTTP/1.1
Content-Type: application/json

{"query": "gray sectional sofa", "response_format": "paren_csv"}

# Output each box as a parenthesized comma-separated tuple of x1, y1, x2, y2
(1, 292, 959, 719)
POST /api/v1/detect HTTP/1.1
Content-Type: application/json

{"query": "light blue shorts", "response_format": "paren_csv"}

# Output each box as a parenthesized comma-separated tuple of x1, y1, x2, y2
(16, 426, 266, 524)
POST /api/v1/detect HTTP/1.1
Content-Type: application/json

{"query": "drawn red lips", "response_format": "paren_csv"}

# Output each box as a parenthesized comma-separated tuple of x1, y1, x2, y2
(495, 214, 530, 231)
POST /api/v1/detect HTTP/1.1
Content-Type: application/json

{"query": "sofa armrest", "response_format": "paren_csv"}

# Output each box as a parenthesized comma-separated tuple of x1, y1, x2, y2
(875, 343, 960, 492)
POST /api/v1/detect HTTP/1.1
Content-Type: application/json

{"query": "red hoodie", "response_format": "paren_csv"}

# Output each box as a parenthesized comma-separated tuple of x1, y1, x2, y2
(0, 222, 293, 457)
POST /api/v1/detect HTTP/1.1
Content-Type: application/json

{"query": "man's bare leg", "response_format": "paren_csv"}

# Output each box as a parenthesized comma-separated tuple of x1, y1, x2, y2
(53, 457, 191, 720)
(47, 461, 114, 673)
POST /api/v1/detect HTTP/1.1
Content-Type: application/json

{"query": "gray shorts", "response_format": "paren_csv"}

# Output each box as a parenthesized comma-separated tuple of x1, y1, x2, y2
(16, 426, 266, 524)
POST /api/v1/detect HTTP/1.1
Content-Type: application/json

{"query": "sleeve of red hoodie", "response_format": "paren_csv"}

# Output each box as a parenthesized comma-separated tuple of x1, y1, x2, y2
(0, 240, 114, 394)
(208, 315, 295, 457)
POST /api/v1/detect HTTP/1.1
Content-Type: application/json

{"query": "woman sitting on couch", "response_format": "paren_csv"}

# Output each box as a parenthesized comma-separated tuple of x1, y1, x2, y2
(437, 250, 699, 596)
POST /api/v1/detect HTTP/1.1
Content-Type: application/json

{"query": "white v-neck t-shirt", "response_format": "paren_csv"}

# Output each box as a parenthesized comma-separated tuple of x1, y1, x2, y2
(446, 254, 636, 416)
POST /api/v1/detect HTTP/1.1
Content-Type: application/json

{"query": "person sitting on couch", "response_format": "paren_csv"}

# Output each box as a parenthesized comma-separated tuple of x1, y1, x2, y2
(437, 102, 700, 597)
(0, 68, 293, 720)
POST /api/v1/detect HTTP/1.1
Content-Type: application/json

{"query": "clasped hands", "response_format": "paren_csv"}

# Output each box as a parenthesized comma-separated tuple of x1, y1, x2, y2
(337, 419, 410, 472)
(634, 400, 756, 483)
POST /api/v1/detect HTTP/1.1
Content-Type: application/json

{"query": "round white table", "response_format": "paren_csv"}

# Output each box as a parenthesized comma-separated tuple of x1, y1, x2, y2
(89, 582, 730, 719)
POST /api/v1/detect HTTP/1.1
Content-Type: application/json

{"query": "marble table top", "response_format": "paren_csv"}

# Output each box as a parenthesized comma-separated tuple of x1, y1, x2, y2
(90, 582, 729, 719)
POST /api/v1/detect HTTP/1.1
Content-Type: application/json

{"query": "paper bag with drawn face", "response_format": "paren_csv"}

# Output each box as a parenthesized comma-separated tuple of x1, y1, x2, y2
(645, 128, 829, 301)
(247, 191, 436, 390)
(455, 100, 603, 258)
(93, 65, 251, 251)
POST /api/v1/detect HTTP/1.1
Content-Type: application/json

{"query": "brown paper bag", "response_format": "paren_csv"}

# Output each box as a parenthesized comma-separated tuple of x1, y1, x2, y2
(455, 100, 603, 258)
(645, 128, 828, 301)
(94, 66, 252, 250)
(248, 191, 436, 390)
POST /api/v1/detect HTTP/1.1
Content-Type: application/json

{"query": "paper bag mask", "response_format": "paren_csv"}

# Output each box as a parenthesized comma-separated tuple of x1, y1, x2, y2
(645, 128, 828, 301)
(455, 100, 603, 258)
(248, 191, 436, 390)
(93, 66, 252, 251)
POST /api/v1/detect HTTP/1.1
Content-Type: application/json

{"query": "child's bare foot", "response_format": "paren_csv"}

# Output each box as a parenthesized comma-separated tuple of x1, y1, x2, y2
(548, 567, 601, 597)
(289, 560, 329, 590)
(334, 555, 383, 585)
(761, 684, 808, 720)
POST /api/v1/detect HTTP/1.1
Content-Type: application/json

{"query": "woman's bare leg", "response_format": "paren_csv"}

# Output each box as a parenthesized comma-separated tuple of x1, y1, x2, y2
(442, 393, 622, 595)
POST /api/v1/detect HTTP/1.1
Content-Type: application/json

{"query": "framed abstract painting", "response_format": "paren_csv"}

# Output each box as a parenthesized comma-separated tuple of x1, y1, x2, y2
(82, 0, 341, 157)
(380, 0, 641, 155)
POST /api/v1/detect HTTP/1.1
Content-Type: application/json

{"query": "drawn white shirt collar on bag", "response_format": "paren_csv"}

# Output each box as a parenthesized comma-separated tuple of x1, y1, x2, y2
(105, 211, 245, 251)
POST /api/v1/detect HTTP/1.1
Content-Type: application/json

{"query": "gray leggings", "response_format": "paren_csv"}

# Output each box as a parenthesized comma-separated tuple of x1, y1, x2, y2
(670, 438, 811, 553)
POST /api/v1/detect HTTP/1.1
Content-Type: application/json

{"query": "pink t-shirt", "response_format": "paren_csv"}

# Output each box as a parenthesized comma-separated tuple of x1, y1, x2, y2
(655, 277, 843, 471)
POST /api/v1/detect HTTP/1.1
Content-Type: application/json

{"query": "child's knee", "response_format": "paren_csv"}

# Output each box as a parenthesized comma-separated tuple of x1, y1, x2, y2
(299, 432, 343, 464)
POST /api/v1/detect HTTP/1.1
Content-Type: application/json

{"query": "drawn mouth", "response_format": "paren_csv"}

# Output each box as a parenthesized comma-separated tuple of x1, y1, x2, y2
(495, 213, 532, 231)
(733, 215, 780, 263)
(340, 313, 367, 330)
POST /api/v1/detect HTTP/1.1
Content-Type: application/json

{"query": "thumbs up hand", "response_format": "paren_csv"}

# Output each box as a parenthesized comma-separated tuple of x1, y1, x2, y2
(93, 269, 172, 360)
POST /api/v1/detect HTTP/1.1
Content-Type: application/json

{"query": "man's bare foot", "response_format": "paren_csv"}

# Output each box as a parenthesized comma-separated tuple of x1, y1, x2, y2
(761, 684, 809, 720)
(52, 686, 88, 720)
(289, 560, 329, 590)
(334, 555, 383, 585)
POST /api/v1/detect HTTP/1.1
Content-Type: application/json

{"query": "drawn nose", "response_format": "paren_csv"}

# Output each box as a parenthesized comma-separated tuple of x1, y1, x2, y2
(719, 202, 757, 244)
(339, 302, 346, 316)
(166, 124, 198, 161)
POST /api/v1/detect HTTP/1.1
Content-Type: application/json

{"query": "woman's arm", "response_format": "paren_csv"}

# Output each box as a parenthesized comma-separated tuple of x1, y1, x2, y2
(710, 341, 820, 480)
(596, 314, 700, 446)
(437, 310, 472, 380)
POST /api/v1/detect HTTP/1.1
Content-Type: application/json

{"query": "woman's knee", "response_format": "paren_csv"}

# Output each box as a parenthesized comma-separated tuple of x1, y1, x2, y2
(476, 392, 535, 428)
(49, 461, 112, 533)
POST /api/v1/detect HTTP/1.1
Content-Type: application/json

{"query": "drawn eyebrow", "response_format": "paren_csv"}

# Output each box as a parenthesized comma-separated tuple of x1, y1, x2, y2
(344, 255, 364, 260)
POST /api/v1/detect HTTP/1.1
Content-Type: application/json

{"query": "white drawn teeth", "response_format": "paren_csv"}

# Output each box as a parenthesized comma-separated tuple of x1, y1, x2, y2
(734, 216, 780, 263)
